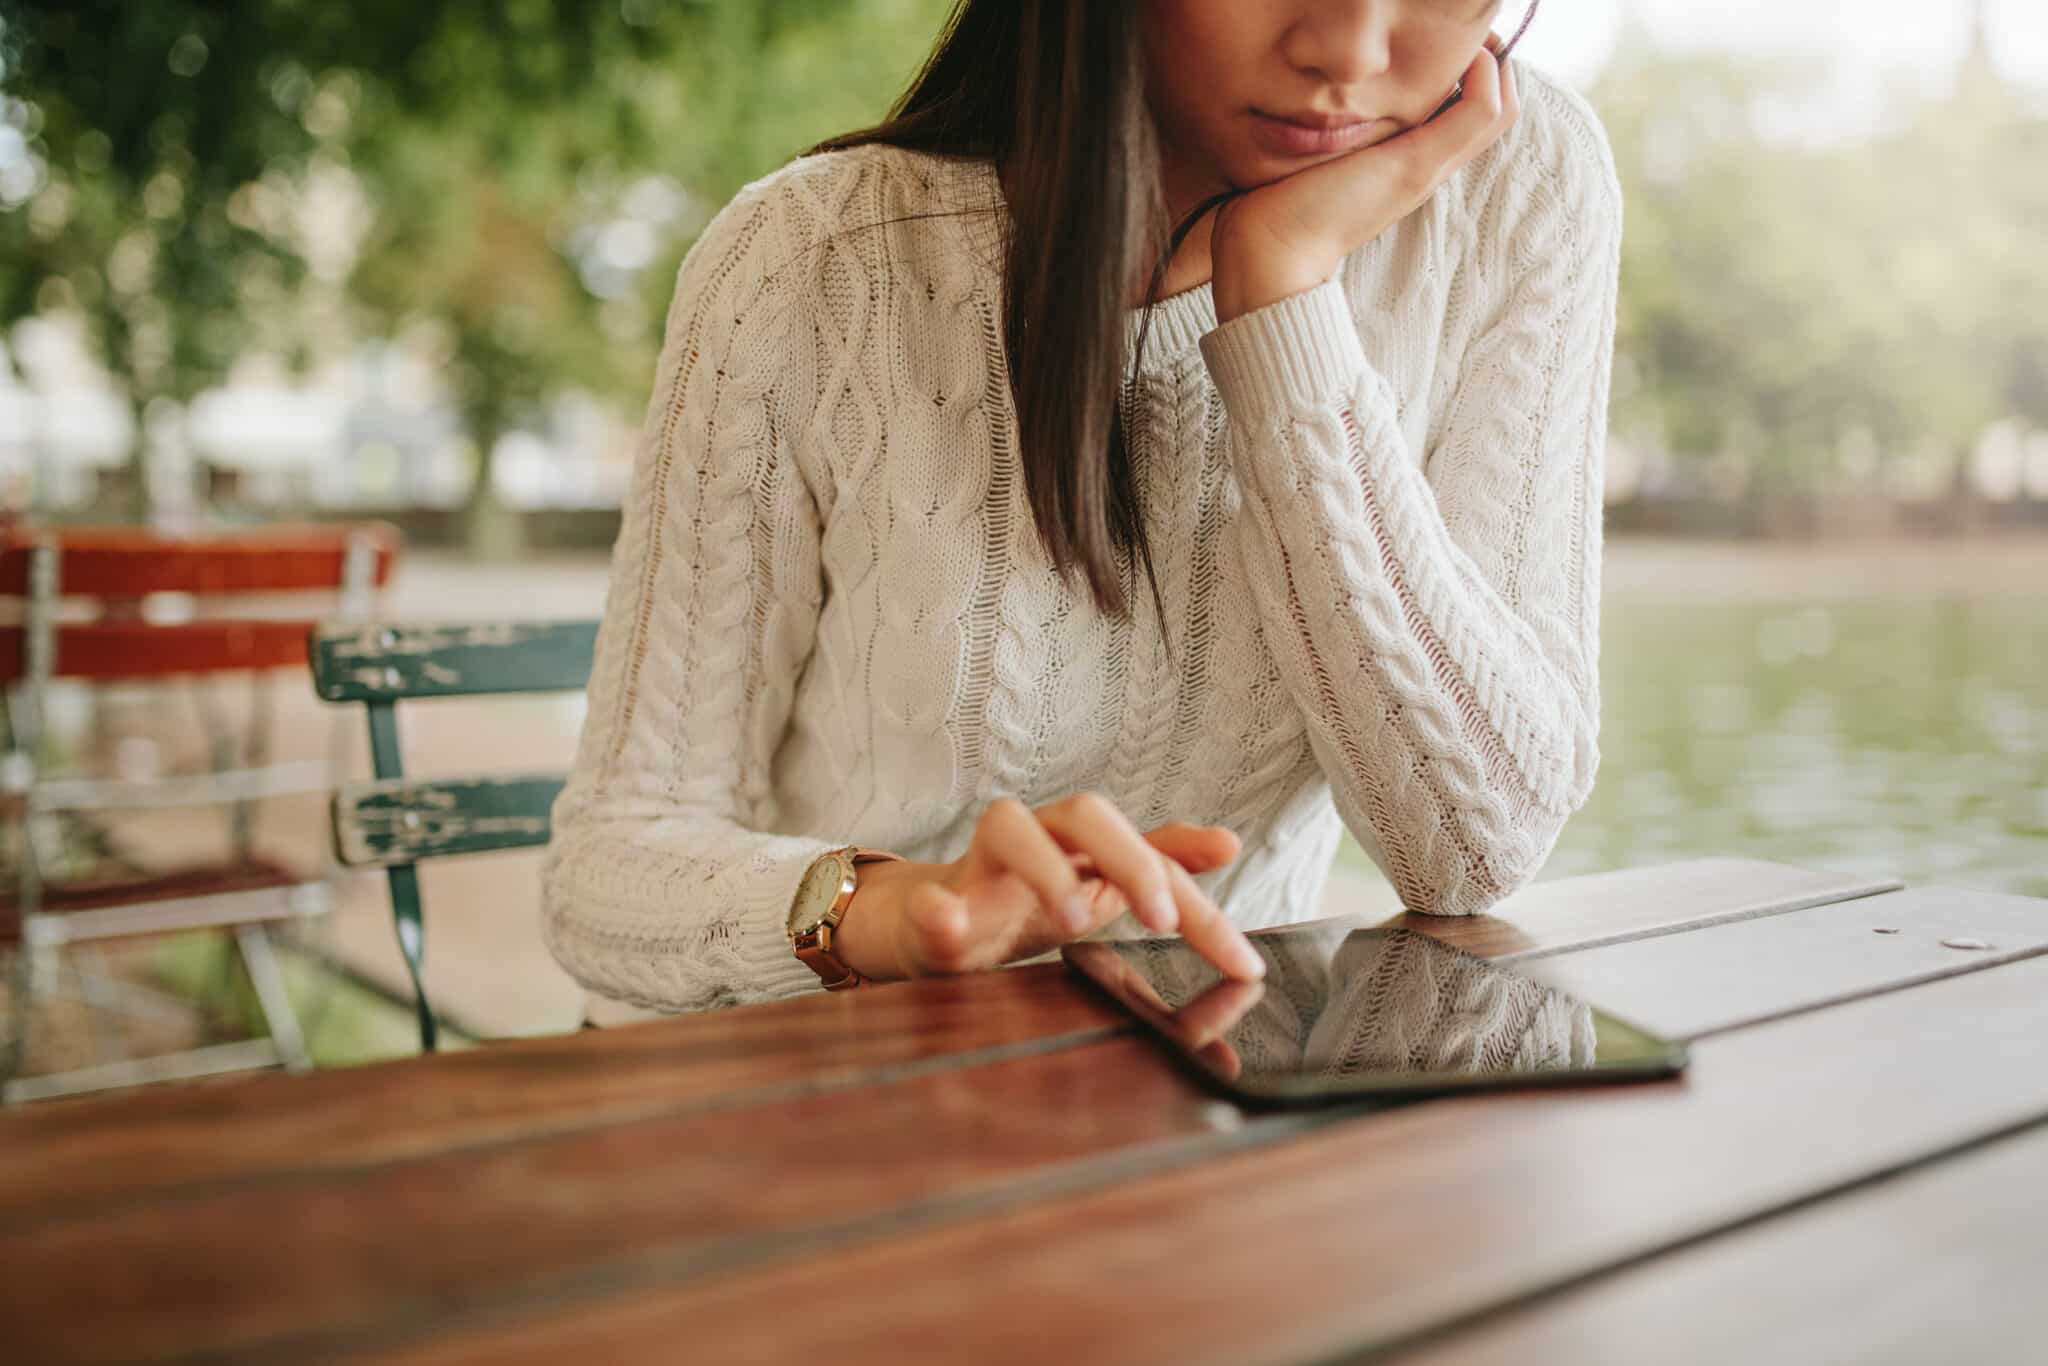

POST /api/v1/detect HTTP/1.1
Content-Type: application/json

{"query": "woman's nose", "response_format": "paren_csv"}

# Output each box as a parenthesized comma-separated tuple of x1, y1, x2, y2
(1282, 0, 1396, 87)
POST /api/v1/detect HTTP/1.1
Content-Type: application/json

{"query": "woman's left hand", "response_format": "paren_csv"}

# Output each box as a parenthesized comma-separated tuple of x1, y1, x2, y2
(1211, 33, 1522, 324)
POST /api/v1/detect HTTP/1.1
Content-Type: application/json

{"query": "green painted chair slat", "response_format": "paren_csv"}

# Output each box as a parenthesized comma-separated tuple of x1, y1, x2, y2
(332, 774, 567, 868)
(313, 616, 598, 1053)
(308, 621, 600, 703)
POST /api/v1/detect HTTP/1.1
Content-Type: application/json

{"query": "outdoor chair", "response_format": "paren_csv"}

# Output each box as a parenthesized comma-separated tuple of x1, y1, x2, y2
(1, 522, 399, 1102)
(308, 618, 598, 1051)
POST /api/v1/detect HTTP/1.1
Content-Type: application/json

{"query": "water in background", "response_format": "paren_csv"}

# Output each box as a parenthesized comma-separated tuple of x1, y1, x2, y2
(1340, 588, 2048, 901)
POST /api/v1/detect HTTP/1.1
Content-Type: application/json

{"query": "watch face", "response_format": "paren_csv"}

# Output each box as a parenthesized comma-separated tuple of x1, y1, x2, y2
(788, 853, 847, 936)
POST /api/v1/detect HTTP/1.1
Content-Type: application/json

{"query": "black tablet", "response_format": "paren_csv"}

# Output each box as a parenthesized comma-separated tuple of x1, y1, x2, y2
(1062, 916, 1687, 1107)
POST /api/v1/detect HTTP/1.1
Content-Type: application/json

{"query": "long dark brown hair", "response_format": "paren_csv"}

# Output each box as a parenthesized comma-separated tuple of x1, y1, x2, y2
(809, 1, 1541, 626)
(809, 1, 1173, 626)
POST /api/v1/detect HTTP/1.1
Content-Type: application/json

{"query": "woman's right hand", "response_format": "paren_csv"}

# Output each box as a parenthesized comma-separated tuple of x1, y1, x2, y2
(1210, 34, 1519, 324)
(832, 792, 1268, 985)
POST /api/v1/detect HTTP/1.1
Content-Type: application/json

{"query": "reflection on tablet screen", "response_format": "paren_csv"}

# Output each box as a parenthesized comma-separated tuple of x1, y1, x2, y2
(1066, 919, 1684, 1103)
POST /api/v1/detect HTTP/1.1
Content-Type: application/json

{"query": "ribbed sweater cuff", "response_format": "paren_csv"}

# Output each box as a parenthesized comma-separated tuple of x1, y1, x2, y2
(1199, 279, 1369, 428)
(732, 836, 844, 999)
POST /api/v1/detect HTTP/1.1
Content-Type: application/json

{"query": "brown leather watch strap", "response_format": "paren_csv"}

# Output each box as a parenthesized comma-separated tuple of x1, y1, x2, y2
(797, 846, 905, 991)
(844, 847, 905, 873)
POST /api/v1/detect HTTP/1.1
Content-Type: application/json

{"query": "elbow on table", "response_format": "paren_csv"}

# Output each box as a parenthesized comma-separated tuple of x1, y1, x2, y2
(1392, 740, 1600, 920)
(1394, 839, 1548, 920)
(536, 841, 608, 989)
(536, 853, 719, 1013)
(534, 824, 670, 998)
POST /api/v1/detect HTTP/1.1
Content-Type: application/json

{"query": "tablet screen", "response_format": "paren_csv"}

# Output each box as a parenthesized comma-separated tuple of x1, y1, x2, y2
(1063, 917, 1686, 1105)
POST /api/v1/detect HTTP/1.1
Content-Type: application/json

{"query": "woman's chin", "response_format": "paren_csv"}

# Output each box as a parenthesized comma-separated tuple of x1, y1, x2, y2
(1229, 128, 1405, 183)
(1228, 149, 1349, 184)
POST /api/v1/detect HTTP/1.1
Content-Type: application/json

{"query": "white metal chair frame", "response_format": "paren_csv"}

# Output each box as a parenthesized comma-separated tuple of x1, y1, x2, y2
(1, 530, 384, 1103)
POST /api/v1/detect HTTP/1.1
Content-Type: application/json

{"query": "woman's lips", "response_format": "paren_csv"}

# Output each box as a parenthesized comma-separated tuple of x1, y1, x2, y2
(1249, 110, 1384, 158)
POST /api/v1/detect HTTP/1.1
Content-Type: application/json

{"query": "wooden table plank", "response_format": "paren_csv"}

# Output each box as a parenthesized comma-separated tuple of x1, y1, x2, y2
(0, 1036, 1294, 1365)
(1390, 857, 1900, 960)
(0, 963, 1121, 1224)
(380, 953, 2048, 1366)
(0, 860, 1890, 1221)
(1392, 1121, 2048, 1366)
(1520, 884, 2048, 1039)
(4, 877, 1994, 1365)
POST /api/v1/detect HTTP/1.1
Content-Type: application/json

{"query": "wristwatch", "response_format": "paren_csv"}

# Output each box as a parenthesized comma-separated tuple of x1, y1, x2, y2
(787, 845, 904, 990)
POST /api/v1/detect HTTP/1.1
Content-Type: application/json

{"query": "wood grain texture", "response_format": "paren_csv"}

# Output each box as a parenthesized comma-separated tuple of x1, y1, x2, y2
(0, 860, 1946, 1366)
(0, 963, 1121, 1225)
(1392, 1122, 2048, 1366)
(0, 522, 399, 597)
(1519, 884, 2048, 1040)
(0, 619, 325, 681)
(0, 860, 1886, 1221)
(0, 1038, 1271, 1366)
(378, 953, 2048, 1366)
(1383, 857, 1901, 961)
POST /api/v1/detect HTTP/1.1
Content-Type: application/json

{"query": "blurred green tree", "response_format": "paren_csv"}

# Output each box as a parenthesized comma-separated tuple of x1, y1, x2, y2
(5, 3, 2042, 534)
(1591, 30, 2048, 504)
(0, 0, 950, 541)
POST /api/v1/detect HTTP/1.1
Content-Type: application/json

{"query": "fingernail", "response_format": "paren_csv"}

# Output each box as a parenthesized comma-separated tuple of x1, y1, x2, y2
(1065, 893, 1093, 934)
(1229, 933, 1266, 980)
(1146, 890, 1179, 932)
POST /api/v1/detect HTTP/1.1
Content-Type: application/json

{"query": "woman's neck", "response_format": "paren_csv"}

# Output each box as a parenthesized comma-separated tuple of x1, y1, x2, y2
(1135, 153, 1226, 309)
(1141, 207, 1216, 308)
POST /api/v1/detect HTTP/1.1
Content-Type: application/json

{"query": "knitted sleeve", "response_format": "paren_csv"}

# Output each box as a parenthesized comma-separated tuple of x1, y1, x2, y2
(1197, 86, 1622, 918)
(540, 173, 841, 1011)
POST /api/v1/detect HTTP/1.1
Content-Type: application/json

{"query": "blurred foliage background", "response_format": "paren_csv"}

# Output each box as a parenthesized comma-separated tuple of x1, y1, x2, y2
(1595, 35, 2048, 526)
(0, 0, 958, 544)
(1, 0, 2044, 545)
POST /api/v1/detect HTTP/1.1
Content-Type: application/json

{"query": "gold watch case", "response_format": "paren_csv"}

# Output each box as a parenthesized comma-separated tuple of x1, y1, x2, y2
(788, 846, 901, 990)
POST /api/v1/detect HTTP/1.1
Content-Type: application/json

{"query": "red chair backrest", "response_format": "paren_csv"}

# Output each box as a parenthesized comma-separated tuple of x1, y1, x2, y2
(0, 522, 401, 682)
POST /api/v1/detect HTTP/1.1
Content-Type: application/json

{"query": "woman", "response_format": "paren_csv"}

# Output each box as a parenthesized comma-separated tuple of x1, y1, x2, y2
(544, 0, 1617, 1020)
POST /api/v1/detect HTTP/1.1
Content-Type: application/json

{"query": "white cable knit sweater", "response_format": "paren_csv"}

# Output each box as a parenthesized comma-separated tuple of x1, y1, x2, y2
(543, 61, 1622, 1016)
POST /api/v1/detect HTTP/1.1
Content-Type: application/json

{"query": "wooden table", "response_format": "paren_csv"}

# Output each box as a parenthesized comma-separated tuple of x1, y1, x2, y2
(6, 857, 2047, 1365)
